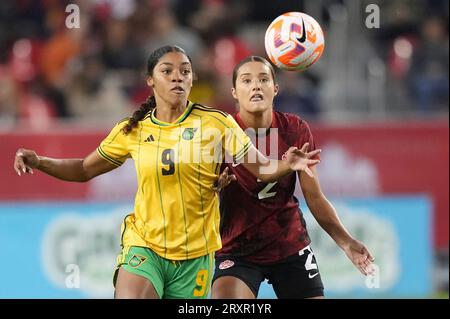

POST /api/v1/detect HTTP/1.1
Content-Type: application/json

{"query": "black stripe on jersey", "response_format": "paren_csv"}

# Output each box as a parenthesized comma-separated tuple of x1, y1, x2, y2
(192, 104, 228, 118)
(137, 124, 144, 200)
(97, 146, 123, 167)
(120, 214, 133, 248)
(190, 113, 209, 253)
(177, 125, 190, 259)
(233, 141, 251, 162)
(155, 126, 168, 257)
(143, 109, 153, 121)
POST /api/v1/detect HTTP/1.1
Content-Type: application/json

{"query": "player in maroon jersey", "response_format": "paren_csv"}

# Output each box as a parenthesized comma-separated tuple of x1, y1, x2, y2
(211, 56, 374, 299)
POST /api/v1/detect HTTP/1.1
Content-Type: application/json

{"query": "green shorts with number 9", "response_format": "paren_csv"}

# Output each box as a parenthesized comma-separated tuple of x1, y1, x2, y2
(113, 246, 214, 299)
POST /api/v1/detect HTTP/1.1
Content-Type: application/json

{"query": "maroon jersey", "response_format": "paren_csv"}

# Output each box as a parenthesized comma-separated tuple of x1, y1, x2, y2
(216, 111, 318, 264)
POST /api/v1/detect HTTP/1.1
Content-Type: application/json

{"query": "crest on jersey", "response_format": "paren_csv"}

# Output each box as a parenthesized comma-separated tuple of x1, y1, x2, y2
(128, 254, 147, 268)
(219, 260, 235, 270)
(182, 128, 197, 140)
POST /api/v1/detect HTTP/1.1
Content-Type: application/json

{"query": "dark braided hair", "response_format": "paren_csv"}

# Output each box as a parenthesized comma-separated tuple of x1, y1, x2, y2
(232, 56, 277, 88)
(122, 45, 193, 135)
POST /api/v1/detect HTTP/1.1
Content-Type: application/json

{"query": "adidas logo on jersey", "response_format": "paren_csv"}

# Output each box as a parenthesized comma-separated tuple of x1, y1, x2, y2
(145, 135, 155, 142)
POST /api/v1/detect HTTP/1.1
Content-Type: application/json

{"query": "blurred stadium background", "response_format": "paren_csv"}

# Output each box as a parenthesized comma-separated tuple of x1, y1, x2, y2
(0, 0, 448, 299)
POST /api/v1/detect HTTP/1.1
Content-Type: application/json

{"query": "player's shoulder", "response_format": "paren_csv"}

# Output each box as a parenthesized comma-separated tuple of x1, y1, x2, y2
(117, 116, 131, 125)
(273, 111, 309, 129)
(117, 111, 151, 128)
(109, 116, 141, 138)
(191, 102, 230, 118)
(110, 116, 131, 132)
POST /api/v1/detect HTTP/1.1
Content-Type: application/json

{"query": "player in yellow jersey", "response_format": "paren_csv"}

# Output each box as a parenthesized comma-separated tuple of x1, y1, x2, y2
(13, 45, 320, 299)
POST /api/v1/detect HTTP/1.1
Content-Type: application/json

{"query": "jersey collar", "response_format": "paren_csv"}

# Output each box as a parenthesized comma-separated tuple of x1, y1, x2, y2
(150, 101, 194, 126)
(235, 111, 276, 136)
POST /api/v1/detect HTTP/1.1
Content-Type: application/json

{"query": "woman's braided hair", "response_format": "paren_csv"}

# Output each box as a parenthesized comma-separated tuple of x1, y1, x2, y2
(122, 45, 192, 135)
(121, 96, 156, 135)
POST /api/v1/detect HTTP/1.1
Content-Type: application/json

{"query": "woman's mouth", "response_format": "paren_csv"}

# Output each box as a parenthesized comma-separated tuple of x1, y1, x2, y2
(250, 94, 263, 102)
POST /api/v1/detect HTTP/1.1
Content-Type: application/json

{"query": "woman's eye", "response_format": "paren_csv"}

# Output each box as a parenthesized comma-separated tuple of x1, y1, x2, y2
(261, 78, 269, 83)
(182, 69, 191, 75)
(162, 69, 170, 74)
(243, 79, 251, 84)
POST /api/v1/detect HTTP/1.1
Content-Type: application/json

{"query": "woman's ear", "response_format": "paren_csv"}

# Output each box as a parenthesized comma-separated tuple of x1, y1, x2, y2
(189, 73, 195, 88)
(231, 87, 238, 100)
(147, 77, 154, 88)
(274, 84, 279, 96)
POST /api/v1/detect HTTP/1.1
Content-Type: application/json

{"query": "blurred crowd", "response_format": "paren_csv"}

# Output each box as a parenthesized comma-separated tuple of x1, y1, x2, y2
(0, 0, 448, 129)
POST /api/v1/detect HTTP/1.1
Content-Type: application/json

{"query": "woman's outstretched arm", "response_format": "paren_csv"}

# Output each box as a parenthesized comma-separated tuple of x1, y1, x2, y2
(14, 148, 118, 182)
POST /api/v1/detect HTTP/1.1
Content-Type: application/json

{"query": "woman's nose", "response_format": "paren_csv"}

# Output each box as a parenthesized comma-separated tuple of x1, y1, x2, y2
(252, 81, 262, 90)
(171, 70, 183, 82)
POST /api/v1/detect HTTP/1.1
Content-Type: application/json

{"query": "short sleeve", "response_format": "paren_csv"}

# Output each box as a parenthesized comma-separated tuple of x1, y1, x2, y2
(223, 114, 252, 162)
(96, 121, 131, 167)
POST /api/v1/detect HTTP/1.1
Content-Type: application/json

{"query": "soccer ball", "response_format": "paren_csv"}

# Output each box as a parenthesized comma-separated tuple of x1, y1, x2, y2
(264, 12, 325, 71)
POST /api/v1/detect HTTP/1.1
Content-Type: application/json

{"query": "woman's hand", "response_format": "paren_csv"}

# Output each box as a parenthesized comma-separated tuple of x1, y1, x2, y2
(14, 148, 40, 176)
(212, 167, 237, 193)
(341, 238, 375, 276)
(282, 143, 321, 177)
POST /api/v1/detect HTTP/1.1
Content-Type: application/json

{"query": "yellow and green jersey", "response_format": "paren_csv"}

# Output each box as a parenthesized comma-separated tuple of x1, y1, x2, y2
(97, 101, 252, 260)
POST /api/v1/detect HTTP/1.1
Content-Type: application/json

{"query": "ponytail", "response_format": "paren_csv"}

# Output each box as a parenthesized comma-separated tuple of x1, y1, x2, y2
(122, 96, 156, 135)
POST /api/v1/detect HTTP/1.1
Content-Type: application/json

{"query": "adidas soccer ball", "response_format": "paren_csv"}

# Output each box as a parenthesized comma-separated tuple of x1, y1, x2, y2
(264, 12, 325, 71)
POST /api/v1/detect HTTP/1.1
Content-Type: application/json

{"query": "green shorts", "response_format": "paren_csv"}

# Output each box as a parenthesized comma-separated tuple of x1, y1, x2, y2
(113, 246, 214, 299)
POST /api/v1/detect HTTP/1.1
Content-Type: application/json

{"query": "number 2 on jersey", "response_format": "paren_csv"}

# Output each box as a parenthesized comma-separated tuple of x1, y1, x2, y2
(161, 149, 175, 175)
(257, 179, 278, 199)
